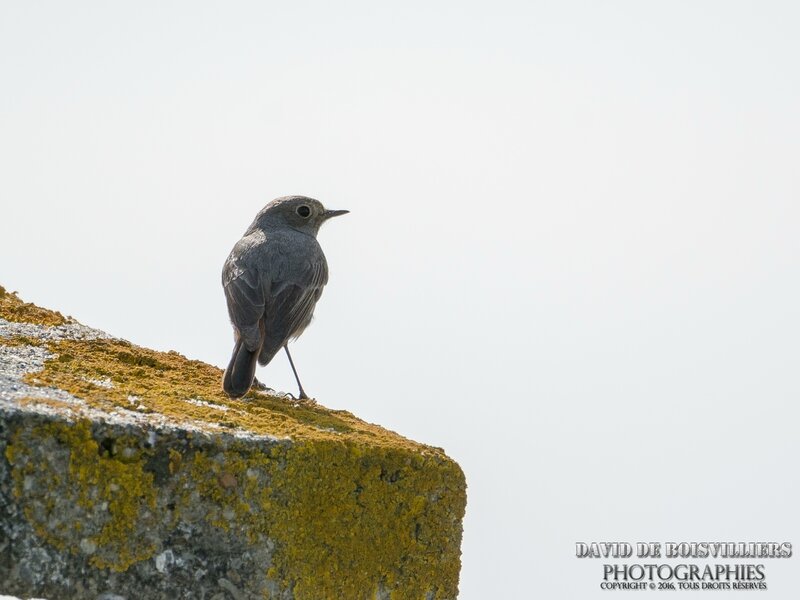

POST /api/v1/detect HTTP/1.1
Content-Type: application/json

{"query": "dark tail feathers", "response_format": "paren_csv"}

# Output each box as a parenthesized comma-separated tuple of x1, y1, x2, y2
(223, 338, 259, 398)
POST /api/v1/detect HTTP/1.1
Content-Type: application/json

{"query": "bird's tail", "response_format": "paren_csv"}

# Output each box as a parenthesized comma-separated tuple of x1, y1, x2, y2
(222, 337, 259, 398)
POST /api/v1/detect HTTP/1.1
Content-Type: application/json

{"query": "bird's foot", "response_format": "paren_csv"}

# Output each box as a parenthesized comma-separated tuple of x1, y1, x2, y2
(251, 378, 275, 393)
(287, 392, 316, 405)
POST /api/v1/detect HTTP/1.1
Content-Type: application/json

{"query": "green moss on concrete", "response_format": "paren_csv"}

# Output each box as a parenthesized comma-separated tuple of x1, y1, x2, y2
(0, 335, 44, 347)
(0, 286, 68, 326)
(23, 336, 422, 449)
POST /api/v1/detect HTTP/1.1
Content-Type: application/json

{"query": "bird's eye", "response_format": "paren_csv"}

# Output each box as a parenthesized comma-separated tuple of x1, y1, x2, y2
(296, 205, 311, 218)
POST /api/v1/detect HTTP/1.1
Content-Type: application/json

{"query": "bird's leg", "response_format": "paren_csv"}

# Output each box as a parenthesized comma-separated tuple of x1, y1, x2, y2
(284, 345, 309, 399)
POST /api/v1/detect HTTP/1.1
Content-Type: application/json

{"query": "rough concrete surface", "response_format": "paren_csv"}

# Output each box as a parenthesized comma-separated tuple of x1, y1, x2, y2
(0, 287, 466, 599)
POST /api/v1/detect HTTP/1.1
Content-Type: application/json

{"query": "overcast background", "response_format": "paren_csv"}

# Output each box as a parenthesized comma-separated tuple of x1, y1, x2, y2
(2, 2, 799, 598)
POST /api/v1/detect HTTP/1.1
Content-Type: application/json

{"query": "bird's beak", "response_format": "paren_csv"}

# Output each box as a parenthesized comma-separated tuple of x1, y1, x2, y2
(323, 209, 349, 220)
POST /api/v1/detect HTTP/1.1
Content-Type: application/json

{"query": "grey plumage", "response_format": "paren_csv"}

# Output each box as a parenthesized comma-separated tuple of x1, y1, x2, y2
(221, 196, 348, 399)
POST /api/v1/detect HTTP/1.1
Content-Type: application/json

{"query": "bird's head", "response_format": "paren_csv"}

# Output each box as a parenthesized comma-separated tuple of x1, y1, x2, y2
(252, 196, 348, 236)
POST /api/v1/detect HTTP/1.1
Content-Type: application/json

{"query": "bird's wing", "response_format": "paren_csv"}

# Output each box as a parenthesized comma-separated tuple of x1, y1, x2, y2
(258, 240, 329, 364)
(222, 233, 271, 351)
(286, 255, 328, 337)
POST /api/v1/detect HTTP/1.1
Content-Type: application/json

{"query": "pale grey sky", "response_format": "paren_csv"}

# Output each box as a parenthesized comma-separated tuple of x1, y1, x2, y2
(2, 1, 799, 598)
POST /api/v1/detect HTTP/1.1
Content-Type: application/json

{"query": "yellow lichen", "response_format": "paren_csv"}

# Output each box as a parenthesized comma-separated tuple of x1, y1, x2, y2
(6, 420, 158, 571)
(267, 441, 465, 599)
(17, 396, 77, 413)
(176, 440, 465, 599)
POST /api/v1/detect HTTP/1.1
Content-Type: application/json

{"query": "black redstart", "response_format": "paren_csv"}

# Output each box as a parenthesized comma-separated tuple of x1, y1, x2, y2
(222, 196, 348, 399)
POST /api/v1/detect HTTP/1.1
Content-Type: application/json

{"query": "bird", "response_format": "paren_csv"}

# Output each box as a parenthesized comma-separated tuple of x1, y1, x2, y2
(221, 196, 348, 399)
